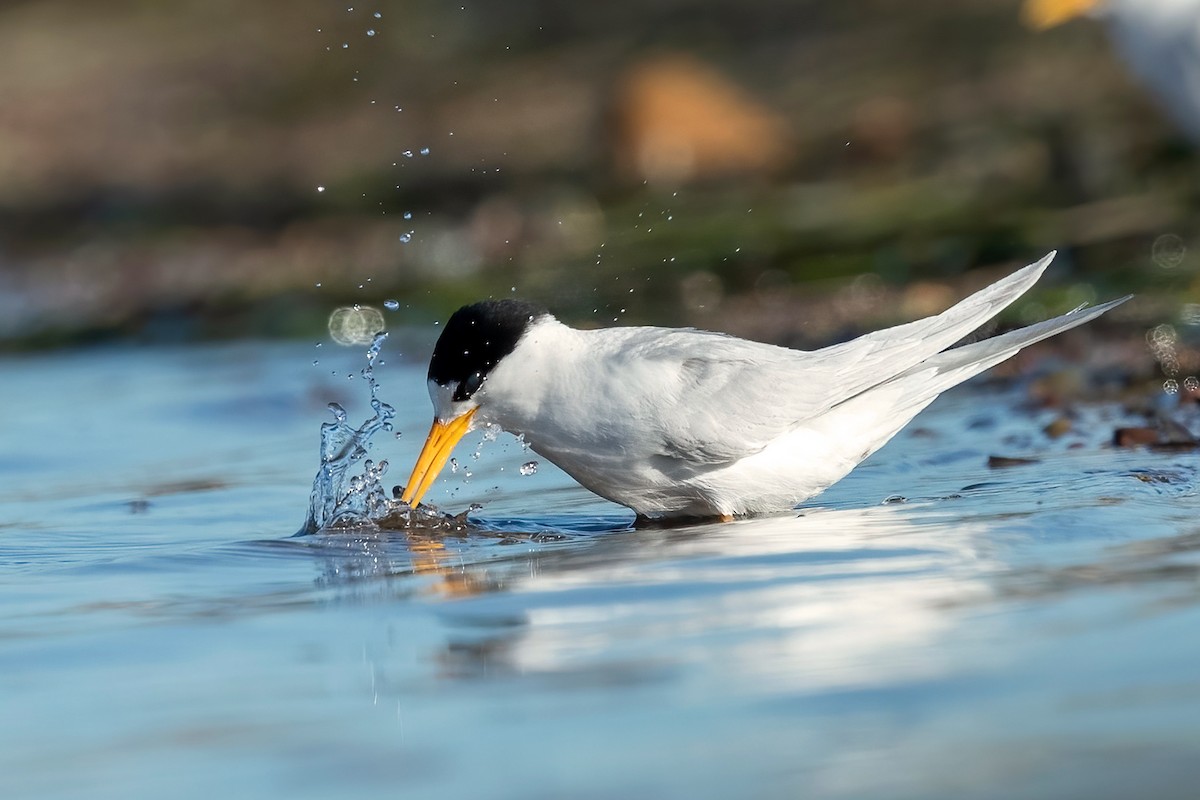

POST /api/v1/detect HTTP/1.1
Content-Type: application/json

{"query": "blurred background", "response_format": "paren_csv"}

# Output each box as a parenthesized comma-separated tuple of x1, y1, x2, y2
(0, 0, 1194, 353)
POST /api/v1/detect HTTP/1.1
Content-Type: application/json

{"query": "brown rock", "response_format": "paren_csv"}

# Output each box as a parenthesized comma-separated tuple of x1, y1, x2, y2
(1042, 415, 1073, 439)
(987, 455, 1041, 468)
(1113, 427, 1163, 448)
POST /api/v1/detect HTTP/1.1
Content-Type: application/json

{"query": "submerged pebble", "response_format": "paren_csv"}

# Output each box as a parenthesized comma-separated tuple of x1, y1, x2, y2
(987, 455, 1041, 469)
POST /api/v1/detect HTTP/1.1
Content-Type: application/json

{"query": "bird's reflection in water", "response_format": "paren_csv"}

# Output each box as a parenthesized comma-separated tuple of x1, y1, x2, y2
(305, 518, 592, 602)
(298, 505, 1012, 690)
(295, 468, 1200, 699)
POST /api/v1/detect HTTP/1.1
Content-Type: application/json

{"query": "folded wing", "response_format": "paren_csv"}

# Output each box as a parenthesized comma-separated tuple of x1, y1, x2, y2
(650, 252, 1123, 463)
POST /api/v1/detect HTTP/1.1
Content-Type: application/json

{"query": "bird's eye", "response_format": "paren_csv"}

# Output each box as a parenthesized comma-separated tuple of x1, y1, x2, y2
(454, 371, 484, 401)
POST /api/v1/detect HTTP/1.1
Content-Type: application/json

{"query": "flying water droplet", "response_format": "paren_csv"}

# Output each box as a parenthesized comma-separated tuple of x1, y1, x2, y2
(450, 458, 459, 473)
(399, 232, 412, 243)
(403, 211, 413, 220)
(402, 150, 414, 158)
(367, 29, 376, 36)
(419, 147, 430, 156)
(520, 461, 538, 476)
(327, 403, 348, 423)
(383, 299, 400, 310)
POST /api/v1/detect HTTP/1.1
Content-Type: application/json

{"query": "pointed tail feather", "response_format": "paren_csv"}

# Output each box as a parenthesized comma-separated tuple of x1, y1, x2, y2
(865, 295, 1131, 429)
(819, 294, 1129, 470)
(912, 294, 1130, 381)
(825, 252, 1056, 360)
(816, 252, 1059, 405)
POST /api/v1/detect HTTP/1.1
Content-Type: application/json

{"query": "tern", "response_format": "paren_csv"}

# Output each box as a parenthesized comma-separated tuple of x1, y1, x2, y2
(400, 252, 1127, 519)
(1023, 0, 1200, 142)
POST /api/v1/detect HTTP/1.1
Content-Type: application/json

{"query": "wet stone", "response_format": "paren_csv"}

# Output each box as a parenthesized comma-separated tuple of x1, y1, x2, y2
(987, 455, 1041, 469)
(1042, 416, 1073, 439)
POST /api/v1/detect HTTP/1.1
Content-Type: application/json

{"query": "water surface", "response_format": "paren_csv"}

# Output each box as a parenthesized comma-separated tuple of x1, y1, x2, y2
(3, 341, 1199, 799)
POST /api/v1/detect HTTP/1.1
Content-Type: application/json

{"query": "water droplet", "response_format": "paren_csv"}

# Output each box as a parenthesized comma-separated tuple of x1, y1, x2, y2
(383, 299, 400, 310)
(450, 457, 459, 473)
(1186, 376, 1200, 392)
(1164, 379, 1180, 395)
(316, 186, 326, 193)
(327, 403, 348, 422)
(520, 461, 539, 476)
(367, 29, 376, 36)
(403, 211, 413, 220)
(312, 359, 319, 366)
(373, 11, 382, 18)
(342, 42, 350, 49)
(402, 150, 414, 158)
(399, 232, 412, 243)
(419, 147, 430, 155)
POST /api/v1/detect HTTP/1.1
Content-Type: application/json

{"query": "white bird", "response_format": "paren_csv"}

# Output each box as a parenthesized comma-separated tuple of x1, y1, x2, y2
(400, 253, 1126, 520)
(1024, 0, 1200, 142)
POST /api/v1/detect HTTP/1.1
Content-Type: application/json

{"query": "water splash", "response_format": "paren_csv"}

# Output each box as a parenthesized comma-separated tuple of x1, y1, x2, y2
(298, 332, 470, 534)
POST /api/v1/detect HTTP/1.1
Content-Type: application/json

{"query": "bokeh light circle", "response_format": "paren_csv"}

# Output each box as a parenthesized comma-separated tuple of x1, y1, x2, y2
(1152, 233, 1187, 270)
(328, 306, 385, 346)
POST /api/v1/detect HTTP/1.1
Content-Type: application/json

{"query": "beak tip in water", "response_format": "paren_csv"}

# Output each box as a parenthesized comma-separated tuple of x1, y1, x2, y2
(400, 409, 478, 507)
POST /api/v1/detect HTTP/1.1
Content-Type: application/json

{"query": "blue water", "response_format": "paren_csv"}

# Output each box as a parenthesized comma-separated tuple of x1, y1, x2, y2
(3, 340, 1200, 799)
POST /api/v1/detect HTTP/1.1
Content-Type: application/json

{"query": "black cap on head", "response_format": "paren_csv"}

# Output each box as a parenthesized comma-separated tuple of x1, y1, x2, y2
(428, 299, 549, 402)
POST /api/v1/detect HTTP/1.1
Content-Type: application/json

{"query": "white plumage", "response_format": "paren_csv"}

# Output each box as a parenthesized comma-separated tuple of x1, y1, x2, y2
(402, 253, 1126, 519)
(1025, 0, 1200, 141)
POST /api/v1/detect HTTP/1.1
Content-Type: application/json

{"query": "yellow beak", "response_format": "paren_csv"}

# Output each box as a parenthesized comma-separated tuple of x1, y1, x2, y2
(1020, 0, 1100, 29)
(400, 409, 478, 507)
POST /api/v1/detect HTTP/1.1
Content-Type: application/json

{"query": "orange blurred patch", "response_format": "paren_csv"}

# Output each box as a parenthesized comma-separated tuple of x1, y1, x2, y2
(611, 54, 792, 185)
